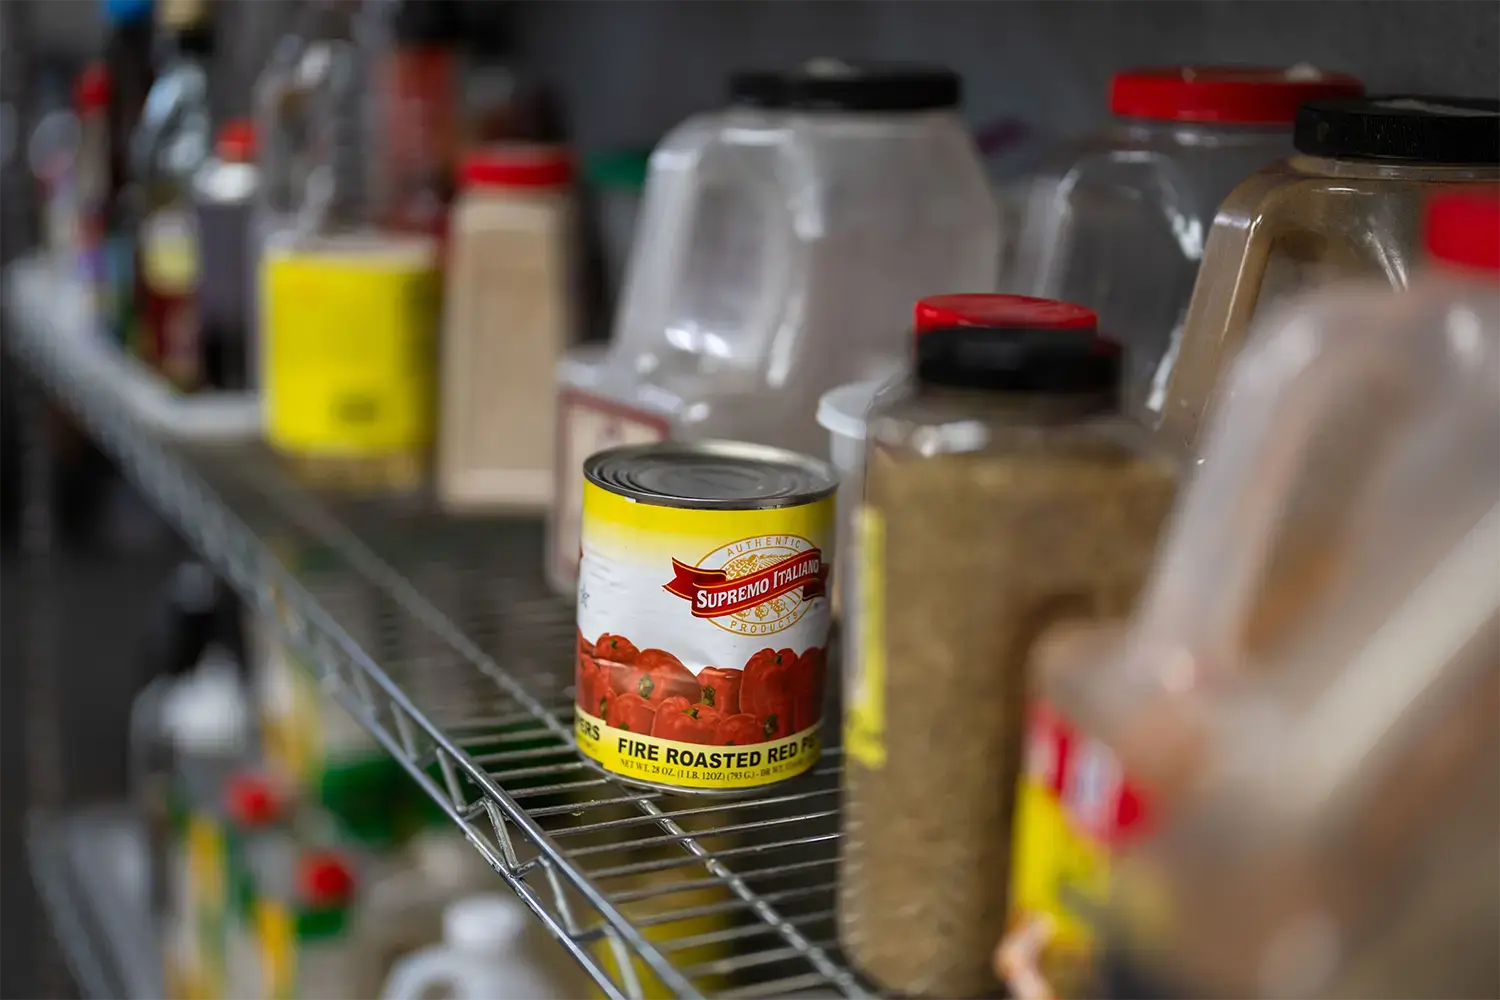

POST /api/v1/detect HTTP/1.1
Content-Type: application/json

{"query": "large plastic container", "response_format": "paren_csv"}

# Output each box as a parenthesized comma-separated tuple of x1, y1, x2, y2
(1158, 95, 1500, 457)
(1005, 66, 1363, 421)
(1010, 191, 1500, 1000)
(547, 60, 1000, 593)
(839, 294, 1178, 998)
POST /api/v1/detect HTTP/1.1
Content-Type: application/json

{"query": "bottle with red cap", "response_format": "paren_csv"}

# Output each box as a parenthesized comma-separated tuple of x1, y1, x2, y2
(1005, 66, 1365, 425)
(839, 294, 1179, 998)
(74, 62, 112, 290)
(246, 845, 363, 1000)
(1016, 190, 1499, 1000)
(1161, 95, 1500, 458)
(192, 119, 259, 390)
(437, 144, 576, 512)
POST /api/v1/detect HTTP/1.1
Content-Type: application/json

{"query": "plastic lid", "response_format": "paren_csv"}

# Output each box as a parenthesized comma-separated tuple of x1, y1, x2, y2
(730, 59, 961, 112)
(1425, 190, 1500, 273)
(75, 64, 110, 113)
(224, 772, 281, 827)
(1110, 66, 1364, 125)
(585, 149, 651, 191)
(216, 119, 255, 163)
(444, 894, 531, 954)
(461, 144, 572, 188)
(911, 294, 1120, 395)
(817, 379, 887, 442)
(1294, 95, 1500, 163)
(298, 851, 355, 908)
(915, 293, 1098, 335)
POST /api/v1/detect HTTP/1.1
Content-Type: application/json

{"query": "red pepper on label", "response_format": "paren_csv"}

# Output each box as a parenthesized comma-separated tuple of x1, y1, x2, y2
(614, 648, 700, 704)
(759, 705, 792, 741)
(696, 666, 742, 714)
(716, 713, 761, 747)
(742, 648, 797, 717)
(650, 697, 723, 744)
(791, 647, 825, 733)
(577, 628, 595, 659)
(593, 633, 639, 665)
(604, 693, 656, 734)
(576, 653, 608, 717)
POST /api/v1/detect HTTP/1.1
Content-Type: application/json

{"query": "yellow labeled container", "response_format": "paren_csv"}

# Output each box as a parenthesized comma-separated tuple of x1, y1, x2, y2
(263, 235, 440, 494)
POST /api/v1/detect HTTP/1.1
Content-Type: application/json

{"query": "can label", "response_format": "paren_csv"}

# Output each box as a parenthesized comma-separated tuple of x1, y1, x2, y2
(575, 479, 833, 790)
(1003, 701, 1155, 998)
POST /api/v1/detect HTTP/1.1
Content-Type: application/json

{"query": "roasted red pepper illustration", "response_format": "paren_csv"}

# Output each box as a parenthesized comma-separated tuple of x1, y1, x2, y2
(715, 713, 761, 747)
(650, 697, 723, 744)
(742, 648, 797, 716)
(614, 648, 700, 704)
(604, 693, 657, 734)
(696, 666, 742, 715)
(791, 647, 826, 733)
(577, 627, 594, 659)
(576, 653, 609, 716)
(593, 633, 639, 665)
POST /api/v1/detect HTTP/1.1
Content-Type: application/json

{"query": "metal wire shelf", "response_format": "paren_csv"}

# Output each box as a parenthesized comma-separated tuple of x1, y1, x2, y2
(5, 259, 867, 1000)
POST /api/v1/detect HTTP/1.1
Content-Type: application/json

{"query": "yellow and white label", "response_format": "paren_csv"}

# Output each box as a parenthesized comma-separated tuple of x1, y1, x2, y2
(263, 240, 439, 457)
(577, 478, 834, 790)
(576, 710, 820, 790)
(844, 506, 886, 769)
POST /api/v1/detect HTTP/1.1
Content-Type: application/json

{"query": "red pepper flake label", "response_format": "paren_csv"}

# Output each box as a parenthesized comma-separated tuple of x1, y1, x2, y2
(576, 481, 833, 790)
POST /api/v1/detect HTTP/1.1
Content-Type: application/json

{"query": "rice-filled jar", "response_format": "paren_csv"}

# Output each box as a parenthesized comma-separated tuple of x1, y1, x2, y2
(838, 294, 1179, 997)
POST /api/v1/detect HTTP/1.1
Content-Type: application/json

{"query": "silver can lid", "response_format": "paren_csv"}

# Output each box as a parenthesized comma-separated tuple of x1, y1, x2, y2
(584, 441, 838, 510)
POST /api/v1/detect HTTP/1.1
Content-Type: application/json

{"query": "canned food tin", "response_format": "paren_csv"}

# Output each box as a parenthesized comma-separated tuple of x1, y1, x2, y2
(575, 441, 838, 793)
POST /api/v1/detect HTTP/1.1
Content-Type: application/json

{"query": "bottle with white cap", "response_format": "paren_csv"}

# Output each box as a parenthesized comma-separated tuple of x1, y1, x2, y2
(381, 894, 581, 1000)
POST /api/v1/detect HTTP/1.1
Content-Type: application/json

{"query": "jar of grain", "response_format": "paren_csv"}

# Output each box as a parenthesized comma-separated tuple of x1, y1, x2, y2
(838, 293, 1179, 998)
(438, 145, 576, 511)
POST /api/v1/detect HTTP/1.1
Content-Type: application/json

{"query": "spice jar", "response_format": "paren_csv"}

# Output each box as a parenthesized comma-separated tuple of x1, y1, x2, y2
(1005, 66, 1363, 422)
(839, 294, 1178, 998)
(1159, 94, 1500, 458)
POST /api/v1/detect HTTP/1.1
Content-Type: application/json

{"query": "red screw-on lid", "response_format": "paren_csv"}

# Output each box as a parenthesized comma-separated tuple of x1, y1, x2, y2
(298, 851, 355, 908)
(461, 144, 573, 189)
(216, 119, 256, 163)
(914, 294, 1098, 336)
(75, 63, 111, 113)
(1110, 66, 1365, 125)
(1425, 189, 1500, 273)
(224, 772, 281, 827)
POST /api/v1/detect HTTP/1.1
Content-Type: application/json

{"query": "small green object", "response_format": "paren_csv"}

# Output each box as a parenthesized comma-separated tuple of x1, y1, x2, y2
(585, 150, 651, 191)
(296, 905, 350, 942)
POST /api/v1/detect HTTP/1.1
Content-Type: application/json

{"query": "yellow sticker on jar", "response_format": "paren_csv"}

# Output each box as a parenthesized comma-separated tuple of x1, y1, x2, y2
(263, 237, 439, 457)
(844, 505, 886, 769)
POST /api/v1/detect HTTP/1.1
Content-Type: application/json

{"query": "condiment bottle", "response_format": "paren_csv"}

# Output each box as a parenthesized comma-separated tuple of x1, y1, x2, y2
(839, 294, 1178, 999)
(75, 63, 112, 302)
(1023, 190, 1500, 1000)
(192, 119, 258, 390)
(438, 145, 576, 511)
(377, 0, 460, 236)
(546, 60, 1000, 595)
(1004, 66, 1363, 422)
(1159, 94, 1500, 458)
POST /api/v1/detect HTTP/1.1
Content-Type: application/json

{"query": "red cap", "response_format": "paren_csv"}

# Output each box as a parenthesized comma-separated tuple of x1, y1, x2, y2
(461, 144, 573, 189)
(298, 851, 355, 908)
(914, 294, 1098, 336)
(1425, 189, 1500, 273)
(75, 63, 110, 113)
(1110, 66, 1364, 125)
(216, 119, 256, 163)
(224, 772, 281, 827)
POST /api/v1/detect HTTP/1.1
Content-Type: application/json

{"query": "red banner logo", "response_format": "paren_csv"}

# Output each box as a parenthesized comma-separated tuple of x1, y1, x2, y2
(664, 548, 828, 619)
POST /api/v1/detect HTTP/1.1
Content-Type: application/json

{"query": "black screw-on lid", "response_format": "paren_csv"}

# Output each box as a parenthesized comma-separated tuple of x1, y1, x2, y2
(730, 59, 962, 112)
(912, 295, 1121, 397)
(1294, 95, 1500, 164)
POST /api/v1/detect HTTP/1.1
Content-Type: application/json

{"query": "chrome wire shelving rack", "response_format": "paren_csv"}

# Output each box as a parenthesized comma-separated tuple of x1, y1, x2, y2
(5, 259, 865, 1000)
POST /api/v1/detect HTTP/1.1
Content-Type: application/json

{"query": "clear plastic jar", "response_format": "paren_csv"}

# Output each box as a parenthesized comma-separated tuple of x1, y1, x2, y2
(1005, 67, 1363, 422)
(1160, 94, 1500, 457)
(839, 294, 1178, 999)
(546, 60, 1000, 594)
(1010, 191, 1500, 1000)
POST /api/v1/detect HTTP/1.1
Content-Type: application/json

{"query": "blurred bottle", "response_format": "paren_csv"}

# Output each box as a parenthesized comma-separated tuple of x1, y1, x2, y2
(376, 0, 461, 237)
(193, 120, 259, 390)
(133, 0, 215, 390)
(101, 0, 156, 349)
(76, 63, 113, 301)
